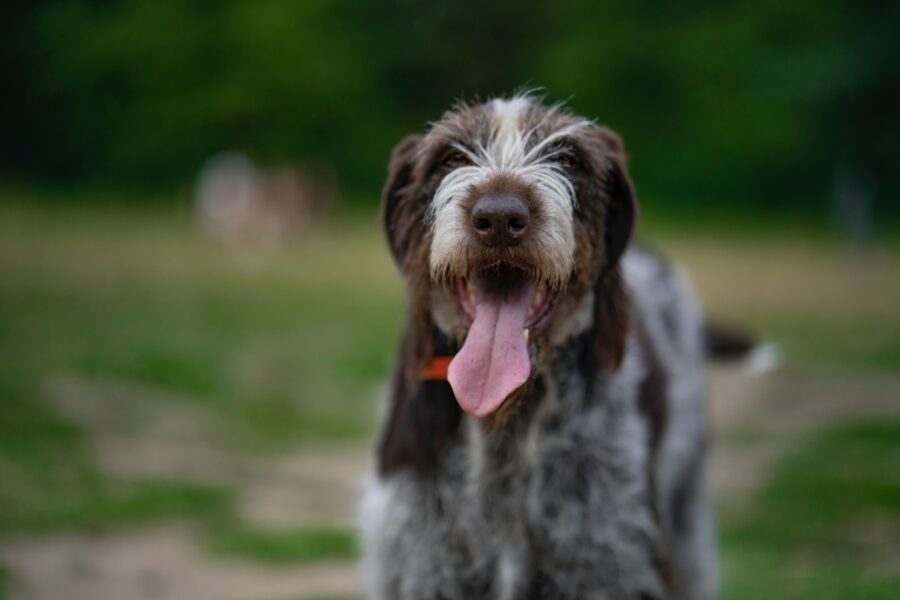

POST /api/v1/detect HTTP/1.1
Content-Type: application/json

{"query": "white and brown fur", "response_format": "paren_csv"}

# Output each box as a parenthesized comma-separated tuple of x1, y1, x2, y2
(361, 95, 748, 599)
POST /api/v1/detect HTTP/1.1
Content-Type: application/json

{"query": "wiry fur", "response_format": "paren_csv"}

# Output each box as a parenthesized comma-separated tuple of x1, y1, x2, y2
(429, 98, 584, 287)
(363, 95, 718, 599)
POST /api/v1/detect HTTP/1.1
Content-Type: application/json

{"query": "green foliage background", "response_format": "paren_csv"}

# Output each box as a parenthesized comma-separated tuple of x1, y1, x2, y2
(3, 0, 899, 216)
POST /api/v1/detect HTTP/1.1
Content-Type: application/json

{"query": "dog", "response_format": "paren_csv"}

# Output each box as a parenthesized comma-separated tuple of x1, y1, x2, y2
(361, 94, 754, 599)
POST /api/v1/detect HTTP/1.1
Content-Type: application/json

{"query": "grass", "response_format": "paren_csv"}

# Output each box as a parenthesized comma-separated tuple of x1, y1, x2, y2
(0, 199, 402, 450)
(0, 377, 230, 534)
(0, 372, 357, 562)
(0, 192, 899, 588)
(652, 232, 900, 373)
(207, 524, 357, 564)
(721, 420, 900, 598)
(0, 198, 394, 564)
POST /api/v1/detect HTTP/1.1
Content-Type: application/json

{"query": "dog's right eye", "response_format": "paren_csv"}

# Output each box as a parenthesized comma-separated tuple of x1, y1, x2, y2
(441, 151, 471, 170)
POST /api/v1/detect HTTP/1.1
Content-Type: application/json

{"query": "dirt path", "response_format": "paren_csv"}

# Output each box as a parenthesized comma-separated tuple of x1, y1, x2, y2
(709, 363, 900, 512)
(2, 367, 899, 600)
(44, 375, 371, 527)
(0, 525, 359, 600)
(1, 375, 370, 600)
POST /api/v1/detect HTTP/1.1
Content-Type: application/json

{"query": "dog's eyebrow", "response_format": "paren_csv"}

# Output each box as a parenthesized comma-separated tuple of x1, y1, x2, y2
(445, 139, 480, 161)
(541, 138, 575, 156)
(522, 122, 588, 163)
(447, 139, 475, 153)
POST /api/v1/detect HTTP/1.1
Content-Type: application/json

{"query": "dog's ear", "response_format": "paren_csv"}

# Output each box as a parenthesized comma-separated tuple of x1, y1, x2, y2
(378, 133, 464, 476)
(592, 268, 631, 371)
(588, 126, 637, 370)
(594, 127, 637, 279)
(381, 133, 434, 380)
(381, 133, 424, 266)
(378, 326, 462, 477)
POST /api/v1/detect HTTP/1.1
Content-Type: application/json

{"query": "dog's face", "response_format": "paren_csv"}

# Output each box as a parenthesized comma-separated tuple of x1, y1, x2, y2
(383, 96, 636, 418)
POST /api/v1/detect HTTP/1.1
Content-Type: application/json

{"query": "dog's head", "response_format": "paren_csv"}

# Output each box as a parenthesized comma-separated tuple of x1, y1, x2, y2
(382, 95, 636, 419)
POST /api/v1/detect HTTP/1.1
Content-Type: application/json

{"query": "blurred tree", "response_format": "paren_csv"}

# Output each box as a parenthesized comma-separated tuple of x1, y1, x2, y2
(1, 0, 897, 218)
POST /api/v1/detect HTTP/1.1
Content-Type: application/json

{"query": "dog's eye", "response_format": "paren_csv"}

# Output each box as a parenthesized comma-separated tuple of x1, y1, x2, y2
(441, 151, 471, 170)
(551, 152, 577, 171)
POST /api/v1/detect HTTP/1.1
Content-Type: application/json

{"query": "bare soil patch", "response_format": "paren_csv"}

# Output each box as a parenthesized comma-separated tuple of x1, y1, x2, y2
(3, 366, 898, 599)
(0, 524, 358, 600)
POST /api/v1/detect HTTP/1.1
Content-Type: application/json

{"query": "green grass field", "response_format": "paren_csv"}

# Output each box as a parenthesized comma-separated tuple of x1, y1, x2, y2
(721, 421, 900, 599)
(0, 193, 898, 598)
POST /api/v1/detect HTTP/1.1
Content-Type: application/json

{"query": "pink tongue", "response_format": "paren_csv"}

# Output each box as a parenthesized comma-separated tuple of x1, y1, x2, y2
(447, 279, 535, 417)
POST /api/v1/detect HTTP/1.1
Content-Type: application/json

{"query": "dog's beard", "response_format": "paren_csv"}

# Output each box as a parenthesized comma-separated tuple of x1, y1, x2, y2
(426, 169, 577, 418)
(426, 166, 577, 417)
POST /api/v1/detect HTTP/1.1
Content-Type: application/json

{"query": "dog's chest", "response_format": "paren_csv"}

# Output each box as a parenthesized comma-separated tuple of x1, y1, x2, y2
(430, 391, 661, 598)
(364, 361, 667, 599)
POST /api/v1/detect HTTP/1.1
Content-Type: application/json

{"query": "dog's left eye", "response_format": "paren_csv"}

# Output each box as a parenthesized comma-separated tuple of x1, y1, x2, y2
(441, 151, 471, 170)
(551, 152, 577, 171)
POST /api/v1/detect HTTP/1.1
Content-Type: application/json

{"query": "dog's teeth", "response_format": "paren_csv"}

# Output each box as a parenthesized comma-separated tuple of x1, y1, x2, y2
(523, 328, 530, 342)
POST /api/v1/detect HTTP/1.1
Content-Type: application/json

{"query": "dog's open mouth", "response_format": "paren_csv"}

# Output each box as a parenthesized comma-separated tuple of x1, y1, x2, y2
(448, 265, 558, 417)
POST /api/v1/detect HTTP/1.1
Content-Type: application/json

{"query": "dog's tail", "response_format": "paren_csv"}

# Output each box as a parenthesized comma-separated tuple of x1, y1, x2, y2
(703, 319, 780, 374)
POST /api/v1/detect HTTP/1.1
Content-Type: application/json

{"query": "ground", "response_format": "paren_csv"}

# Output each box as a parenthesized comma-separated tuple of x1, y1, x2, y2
(0, 195, 898, 599)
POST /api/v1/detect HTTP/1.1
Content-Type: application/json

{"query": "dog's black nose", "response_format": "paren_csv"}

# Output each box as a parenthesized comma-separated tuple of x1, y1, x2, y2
(470, 195, 530, 247)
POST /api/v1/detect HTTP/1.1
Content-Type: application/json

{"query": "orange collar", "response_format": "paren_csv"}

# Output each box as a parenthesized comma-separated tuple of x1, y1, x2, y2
(423, 355, 453, 380)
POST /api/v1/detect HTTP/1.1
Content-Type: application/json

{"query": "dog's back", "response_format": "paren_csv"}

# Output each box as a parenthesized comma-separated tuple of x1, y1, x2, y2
(623, 246, 717, 599)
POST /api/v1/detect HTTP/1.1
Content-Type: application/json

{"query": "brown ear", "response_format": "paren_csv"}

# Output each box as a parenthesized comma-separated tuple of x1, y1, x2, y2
(381, 133, 424, 266)
(594, 127, 637, 279)
(377, 133, 465, 476)
(380, 133, 433, 380)
(593, 268, 631, 371)
(378, 325, 462, 477)
(591, 127, 637, 370)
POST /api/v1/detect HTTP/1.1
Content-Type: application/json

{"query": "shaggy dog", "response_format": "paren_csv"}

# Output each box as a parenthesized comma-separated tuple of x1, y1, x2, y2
(361, 95, 748, 599)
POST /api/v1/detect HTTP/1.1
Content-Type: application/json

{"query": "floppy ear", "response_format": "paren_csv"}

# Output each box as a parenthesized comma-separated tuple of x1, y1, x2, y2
(595, 127, 637, 279)
(378, 326, 461, 477)
(377, 133, 463, 476)
(380, 133, 434, 379)
(593, 268, 631, 371)
(591, 127, 638, 370)
(381, 133, 424, 266)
